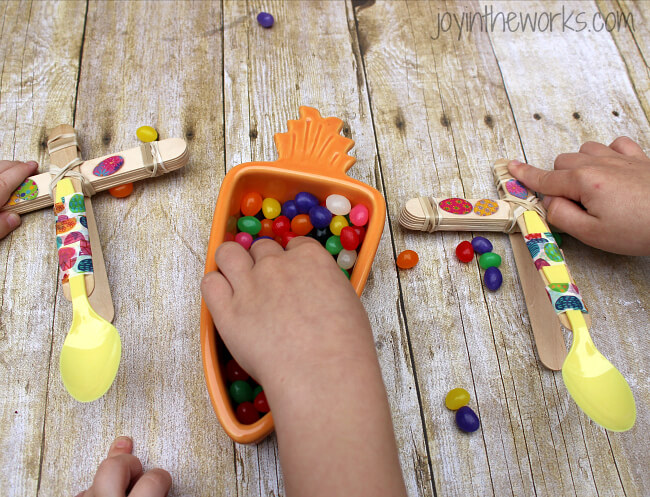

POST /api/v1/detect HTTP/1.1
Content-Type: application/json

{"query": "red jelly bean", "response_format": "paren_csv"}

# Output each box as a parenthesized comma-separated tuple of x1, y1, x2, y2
(352, 226, 366, 244)
(396, 250, 419, 269)
(291, 214, 313, 236)
(254, 391, 270, 413)
(236, 401, 260, 424)
(224, 232, 235, 242)
(259, 218, 274, 238)
(456, 241, 474, 263)
(226, 359, 250, 383)
(339, 226, 360, 250)
(241, 192, 263, 216)
(281, 231, 298, 248)
(272, 215, 291, 236)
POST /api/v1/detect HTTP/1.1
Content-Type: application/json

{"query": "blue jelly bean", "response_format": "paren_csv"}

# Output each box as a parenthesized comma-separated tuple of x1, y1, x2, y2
(295, 192, 319, 214)
(455, 406, 480, 432)
(309, 205, 333, 229)
(256, 12, 274, 28)
(281, 200, 298, 220)
(484, 267, 503, 291)
(471, 236, 493, 255)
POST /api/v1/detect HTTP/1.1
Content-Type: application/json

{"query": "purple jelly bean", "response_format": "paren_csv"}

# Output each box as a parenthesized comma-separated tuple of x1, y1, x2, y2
(309, 205, 333, 229)
(256, 12, 274, 28)
(295, 192, 319, 214)
(484, 267, 503, 291)
(471, 236, 493, 255)
(281, 200, 298, 220)
(455, 406, 480, 432)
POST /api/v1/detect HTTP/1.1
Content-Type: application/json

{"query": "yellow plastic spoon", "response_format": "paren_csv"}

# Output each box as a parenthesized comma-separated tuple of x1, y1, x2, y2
(523, 212, 636, 431)
(56, 178, 121, 402)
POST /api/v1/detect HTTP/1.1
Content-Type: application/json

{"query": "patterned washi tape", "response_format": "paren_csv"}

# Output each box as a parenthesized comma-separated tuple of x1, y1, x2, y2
(55, 193, 93, 284)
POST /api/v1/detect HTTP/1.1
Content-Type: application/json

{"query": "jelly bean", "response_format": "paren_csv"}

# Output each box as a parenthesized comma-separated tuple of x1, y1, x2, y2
(256, 11, 274, 28)
(456, 241, 474, 263)
(396, 250, 419, 269)
(235, 232, 253, 250)
(352, 226, 366, 244)
(236, 401, 261, 424)
(224, 232, 235, 242)
(259, 218, 274, 238)
(455, 406, 480, 433)
(330, 215, 349, 236)
(281, 231, 298, 248)
(253, 385, 263, 398)
(136, 125, 158, 142)
(281, 200, 298, 220)
(445, 388, 470, 410)
(551, 231, 563, 247)
(341, 267, 351, 279)
(471, 236, 493, 255)
(349, 204, 369, 226)
(312, 227, 330, 245)
(291, 214, 313, 236)
(109, 183, 134, 198)
(479, 252, 501, 269)
(251, 236, 273, 245)
(295, 192, 319, 214)
(229, 380, 254, 404)
(325, 235, 343, 255)
(339, 226, 360, 251)
(326, 194, 352, 216)
(272, 215, 291, 236)
(226, 359, 250, 383)
(254, 391, 270, 413)
(484, 266, 503, 291)
(241, 192, 263, 216)
(262, 197, 281, 219)
(254, 210, 266, 221)
(337, 249, 357, 270)
(309, 205, 333, 229)
(237, 216, 262, 235)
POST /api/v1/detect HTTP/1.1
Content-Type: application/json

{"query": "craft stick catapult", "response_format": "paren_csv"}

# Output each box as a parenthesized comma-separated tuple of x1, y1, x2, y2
(399, 159, 636, 431)
(2, 124, 188, 401)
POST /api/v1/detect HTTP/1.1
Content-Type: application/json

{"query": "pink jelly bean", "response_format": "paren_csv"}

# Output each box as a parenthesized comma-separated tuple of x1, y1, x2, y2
(235, 232, 253, 250)
(349, 204, 369, 226)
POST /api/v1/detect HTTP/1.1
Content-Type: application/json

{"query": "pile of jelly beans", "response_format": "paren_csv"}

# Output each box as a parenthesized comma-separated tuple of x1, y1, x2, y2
(445, 387, 480, 433)
(456, 236, 503, 291)
(229, 191, 370, 278)
(226, 358, 269, 424)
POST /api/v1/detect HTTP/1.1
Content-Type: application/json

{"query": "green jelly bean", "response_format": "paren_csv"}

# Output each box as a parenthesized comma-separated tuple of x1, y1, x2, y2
(237, 216, 262, 235)
(325, 235, 343, 255)
(341, 267, 350, 279)
(551, 231, 563, 247)
(253, 385, 263, 397)
(229, 380, 253, 403)
(479, 252, 501, 269)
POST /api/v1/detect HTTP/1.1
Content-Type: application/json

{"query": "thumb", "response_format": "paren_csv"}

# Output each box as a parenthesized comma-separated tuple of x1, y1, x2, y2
(0, 211, 22, 240)
(107, 436, 134, 458)
(543, 196, 600, 247)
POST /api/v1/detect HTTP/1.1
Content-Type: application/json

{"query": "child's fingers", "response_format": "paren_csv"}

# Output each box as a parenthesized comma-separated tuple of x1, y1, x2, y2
(214, 241, 254, 286)
(553, 153, 592, 170)
(508, 161, 581, 200)
(543, 196, 601, 245)
(0, 161, 38, 204)
(609, 136, 648, 160)
(107, 436, 134, 457)
(578, 141, 619, 157)
(91, 453, 143, 496)
(129, 468, 172, 497)
(201, 271, 234, 310)
(249, 238, 283, 262)
(284, 235, 322, 251)
(0, 160, 37, 174)
(0, 211, 22, 239)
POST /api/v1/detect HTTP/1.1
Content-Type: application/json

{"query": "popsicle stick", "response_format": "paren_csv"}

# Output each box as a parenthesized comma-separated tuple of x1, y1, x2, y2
(2, 138, 188, 215)
(48, 125, 114, 322)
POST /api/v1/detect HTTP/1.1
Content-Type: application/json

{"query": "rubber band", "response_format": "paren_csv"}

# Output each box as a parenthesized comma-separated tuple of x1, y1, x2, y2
(493, 162, 546, 232)
(47, 133, 97, 200)
(141, 142, 168, 177)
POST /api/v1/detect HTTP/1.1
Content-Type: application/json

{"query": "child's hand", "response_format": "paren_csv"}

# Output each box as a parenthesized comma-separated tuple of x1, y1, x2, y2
(202, 238, 407, 497)
(0, 160, 38, 239)
(75, 437, 171, 497)
(508, 137, 650, 255)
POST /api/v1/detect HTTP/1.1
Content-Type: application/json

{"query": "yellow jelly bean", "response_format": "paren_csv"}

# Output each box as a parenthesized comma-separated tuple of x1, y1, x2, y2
(445, 387, 470, 410)
(330, 215, 349, 236)
(262, 198, 281, 219)
(136, 125, 158, 142)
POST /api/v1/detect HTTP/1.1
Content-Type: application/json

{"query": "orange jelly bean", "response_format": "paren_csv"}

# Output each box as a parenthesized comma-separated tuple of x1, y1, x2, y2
(291, 214, 313, 236)
(396, 250, 419, 269)
(109, 183, 133, 198)
(259, 218, 274, 238)
(241, 192, 263, 216)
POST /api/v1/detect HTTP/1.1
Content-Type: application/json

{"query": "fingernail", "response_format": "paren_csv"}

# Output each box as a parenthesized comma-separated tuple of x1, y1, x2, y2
(508, 159, 522, 167)
(114, 436, 131, 448)
(7, 213, 21, 229)
(26, 161, 38, 167)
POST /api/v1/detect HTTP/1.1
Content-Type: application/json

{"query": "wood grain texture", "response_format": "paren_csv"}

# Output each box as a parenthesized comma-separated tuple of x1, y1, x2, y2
(0, 1, 648, 496)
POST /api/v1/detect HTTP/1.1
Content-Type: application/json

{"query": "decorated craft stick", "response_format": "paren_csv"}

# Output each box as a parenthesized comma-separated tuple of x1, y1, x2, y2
(2, 137, 188, 215)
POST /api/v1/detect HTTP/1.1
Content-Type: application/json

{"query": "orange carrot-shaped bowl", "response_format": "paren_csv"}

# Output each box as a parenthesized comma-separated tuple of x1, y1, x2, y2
(200, 107, 386, 443)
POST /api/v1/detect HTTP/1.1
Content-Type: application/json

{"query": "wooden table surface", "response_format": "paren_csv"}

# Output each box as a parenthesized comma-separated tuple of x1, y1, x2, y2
(1, 1, 649, 496)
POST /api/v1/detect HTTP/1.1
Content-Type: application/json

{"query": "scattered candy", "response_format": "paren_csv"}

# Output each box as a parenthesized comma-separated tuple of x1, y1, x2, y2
(471, 236, 493, 255)
(229, 380, 254, 404)
(455, 406, 480, 432)
(349, 204, 369, 226)
(262, 198, 281, 219)
(237, 216, 262, 235)
(445, 388, 470, 410)
(235, 232, 253, 250)
(484, 266, 503, 291)
(236, 401, 260, 424)
(479, 252, 501, 269)
(455, 241, 474, 263)
(330, 215, 348, 236)
(337, 249, 357, 270)
(339, 226, 360, 251)
(109, 183, 133, 198)
(256, 11, 274, 28)
(136, 125, 158, 142)
(326, 194, 351, 215)
(396, 250, 419, 269)
(241, 192, 263, 216)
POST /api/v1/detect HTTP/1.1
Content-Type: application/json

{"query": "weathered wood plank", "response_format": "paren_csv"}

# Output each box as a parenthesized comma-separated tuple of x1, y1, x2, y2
(34, 2, 236, 495)
(0, 2, 85, 496)
(223, 1, 431, 495)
